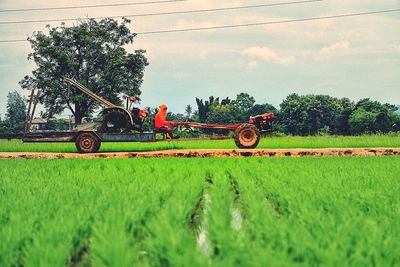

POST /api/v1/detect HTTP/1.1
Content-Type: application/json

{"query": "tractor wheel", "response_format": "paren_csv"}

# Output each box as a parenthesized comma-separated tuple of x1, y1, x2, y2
(75, 132, 101, 153)
(234, 124, 260, 149)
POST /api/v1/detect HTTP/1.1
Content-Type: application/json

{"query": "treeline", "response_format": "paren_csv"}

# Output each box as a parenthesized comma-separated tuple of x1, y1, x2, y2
(1, 90, 399, 136)
(168, 93, 400, 135)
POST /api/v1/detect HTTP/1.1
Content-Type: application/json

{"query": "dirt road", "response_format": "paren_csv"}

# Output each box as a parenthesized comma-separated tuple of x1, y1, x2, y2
(0, 148, 399, 159)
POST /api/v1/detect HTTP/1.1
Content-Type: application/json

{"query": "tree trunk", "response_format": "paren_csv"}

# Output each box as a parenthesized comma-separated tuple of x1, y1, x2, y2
(74, 103, 83, 125)
(75, 113, 83, 125)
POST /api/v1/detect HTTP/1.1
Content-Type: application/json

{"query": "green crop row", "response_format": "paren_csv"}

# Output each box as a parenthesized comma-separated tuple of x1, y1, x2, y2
(0, 134, 399, 152)
(1, 157, 399, 266)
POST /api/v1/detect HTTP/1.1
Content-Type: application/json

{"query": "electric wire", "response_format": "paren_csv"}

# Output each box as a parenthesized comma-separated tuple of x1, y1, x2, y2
(0, 8, 399, 43)
(0, 0, 323, 25)
(0, 0, 187, 13)
(138, 8, 400, 35)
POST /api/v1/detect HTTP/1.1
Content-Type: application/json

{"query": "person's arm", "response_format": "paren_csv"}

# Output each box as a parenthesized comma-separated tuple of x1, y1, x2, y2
(164, 120, 174, 127)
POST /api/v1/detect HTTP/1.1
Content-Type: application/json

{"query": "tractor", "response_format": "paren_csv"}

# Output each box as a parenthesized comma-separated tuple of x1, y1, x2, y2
(0, 77, 275, 153)
(64, 77, 149, 133)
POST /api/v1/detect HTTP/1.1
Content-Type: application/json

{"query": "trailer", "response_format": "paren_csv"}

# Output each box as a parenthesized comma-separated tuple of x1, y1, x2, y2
(0, 78, 274, 153)
(21, 129, 156, 153)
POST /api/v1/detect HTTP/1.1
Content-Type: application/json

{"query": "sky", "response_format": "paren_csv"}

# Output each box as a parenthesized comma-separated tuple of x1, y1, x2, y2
(0, 0, 399, 117)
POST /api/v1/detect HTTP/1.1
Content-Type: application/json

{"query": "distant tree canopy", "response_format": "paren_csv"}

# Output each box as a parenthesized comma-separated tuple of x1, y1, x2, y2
(195, 96, 229, 123)
(280, 94, 354, 135)
(194, 93, 276, 126)
(19, 18, 148, 123)
(349, 99, 399, 134)
(1, 87, 399, 136)
(190, 93, 399, 135)
(0, 91, 26, 134)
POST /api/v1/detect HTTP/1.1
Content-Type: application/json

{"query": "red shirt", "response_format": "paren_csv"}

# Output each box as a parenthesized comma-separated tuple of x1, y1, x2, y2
(155, 109, 174, 128)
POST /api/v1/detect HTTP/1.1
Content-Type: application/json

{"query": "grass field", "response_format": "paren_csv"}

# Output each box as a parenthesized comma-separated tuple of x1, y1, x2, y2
(1, 157, 399, 266)
(0, 134, 399, 152)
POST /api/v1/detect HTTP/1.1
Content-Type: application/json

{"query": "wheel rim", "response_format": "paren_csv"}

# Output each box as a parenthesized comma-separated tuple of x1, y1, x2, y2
(240, 129, 256, 146)
(80, 137, 94, 150)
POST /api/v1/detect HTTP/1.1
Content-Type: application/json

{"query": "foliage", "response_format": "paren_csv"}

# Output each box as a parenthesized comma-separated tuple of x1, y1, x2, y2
(197, 93, 277, 126)
(247, 103, 277, 117)
(185, 105, 193, 119)
(349, 98, 399, 135)
(19, 18, 148, 123)
(167, 112, 186, 122)
(46, 119, 70, 131)
(0, 91, 26, 134)
(1, 157, 399, 266)
(231, 92, 255, 121)
(280, 94, 355, 135)
(206, 103, 236, 124)
(195, 96, 228, 122)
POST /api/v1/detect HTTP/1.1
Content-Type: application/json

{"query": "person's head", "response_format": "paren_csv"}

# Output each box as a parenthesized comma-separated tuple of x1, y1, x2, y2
(129, 96, 138, 103)
(159, 104, 168, 111)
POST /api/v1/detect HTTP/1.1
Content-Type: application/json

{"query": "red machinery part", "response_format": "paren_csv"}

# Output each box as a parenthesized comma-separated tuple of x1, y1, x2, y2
(175, 112, 275, 131)
(248, 112, 275, 124)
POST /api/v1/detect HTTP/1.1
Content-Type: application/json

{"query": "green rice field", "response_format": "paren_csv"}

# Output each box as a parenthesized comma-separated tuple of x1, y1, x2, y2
(1, 157, 399, 266)
(0, 134, 399, 152)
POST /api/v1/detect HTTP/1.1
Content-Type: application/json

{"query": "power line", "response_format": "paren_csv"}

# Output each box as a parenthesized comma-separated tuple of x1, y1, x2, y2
(0, 8, 399, 43)
(138, 8, 400, 34)
(0, 0, 186, 13)
(0, 0, 323, 25)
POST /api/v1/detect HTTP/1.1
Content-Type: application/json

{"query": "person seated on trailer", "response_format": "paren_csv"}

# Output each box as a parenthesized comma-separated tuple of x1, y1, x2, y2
(129, 96, 144, 125)
(129, 96, 139, 113)
(154, 104, 175, 139)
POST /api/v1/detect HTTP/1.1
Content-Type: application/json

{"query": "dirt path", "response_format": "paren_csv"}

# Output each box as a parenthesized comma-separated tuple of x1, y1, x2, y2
(0, 148, 399, 159)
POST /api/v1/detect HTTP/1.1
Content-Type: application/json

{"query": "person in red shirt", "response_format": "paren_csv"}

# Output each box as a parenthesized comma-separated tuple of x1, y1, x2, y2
(154, 104, 175, 139)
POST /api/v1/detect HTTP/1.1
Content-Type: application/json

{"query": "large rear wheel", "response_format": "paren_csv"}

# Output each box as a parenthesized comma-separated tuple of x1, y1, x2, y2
(234, 124, 260, 149)
(75, 132, 101, 153)
(101, 109, 131, 133)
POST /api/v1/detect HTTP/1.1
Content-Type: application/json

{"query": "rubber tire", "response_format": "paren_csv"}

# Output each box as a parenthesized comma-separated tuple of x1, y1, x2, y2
(234, 124, 260, 149)
(75, 132, 101, 153)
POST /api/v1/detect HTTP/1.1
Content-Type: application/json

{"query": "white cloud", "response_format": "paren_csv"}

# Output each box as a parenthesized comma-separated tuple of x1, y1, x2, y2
(318, 40, 350, 60)
(247, 60, 258, 69)
(241, 46, 295, 65)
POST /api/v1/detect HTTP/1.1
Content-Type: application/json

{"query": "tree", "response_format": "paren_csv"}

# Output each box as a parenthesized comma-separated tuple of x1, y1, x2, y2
(5, 90, 26, 131)
(19, 18, 148, 123)
(185, 105, 192, 119)
(195, 96, 221, 122)
(206, 103, 236, 124)
(349, 98, 398, 134)
(166, 112, 186, 121)
(280, 94, 353, 135)
(247, 103, 277, 117)
(232, 93, 255, 121)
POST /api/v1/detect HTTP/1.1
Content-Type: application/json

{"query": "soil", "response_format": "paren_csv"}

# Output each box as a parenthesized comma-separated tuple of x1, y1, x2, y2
(0, 148, 399, 159)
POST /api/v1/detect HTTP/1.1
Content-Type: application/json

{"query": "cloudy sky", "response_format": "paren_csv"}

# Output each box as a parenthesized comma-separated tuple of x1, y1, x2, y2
(0, 0, 399, 116)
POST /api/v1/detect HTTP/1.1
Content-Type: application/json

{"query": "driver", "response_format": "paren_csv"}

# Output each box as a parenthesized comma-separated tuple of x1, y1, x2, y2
(154, 104, 174, 139)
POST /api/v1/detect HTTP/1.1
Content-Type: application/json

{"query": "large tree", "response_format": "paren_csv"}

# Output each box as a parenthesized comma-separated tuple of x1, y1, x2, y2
(19, 18, 148, 123)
